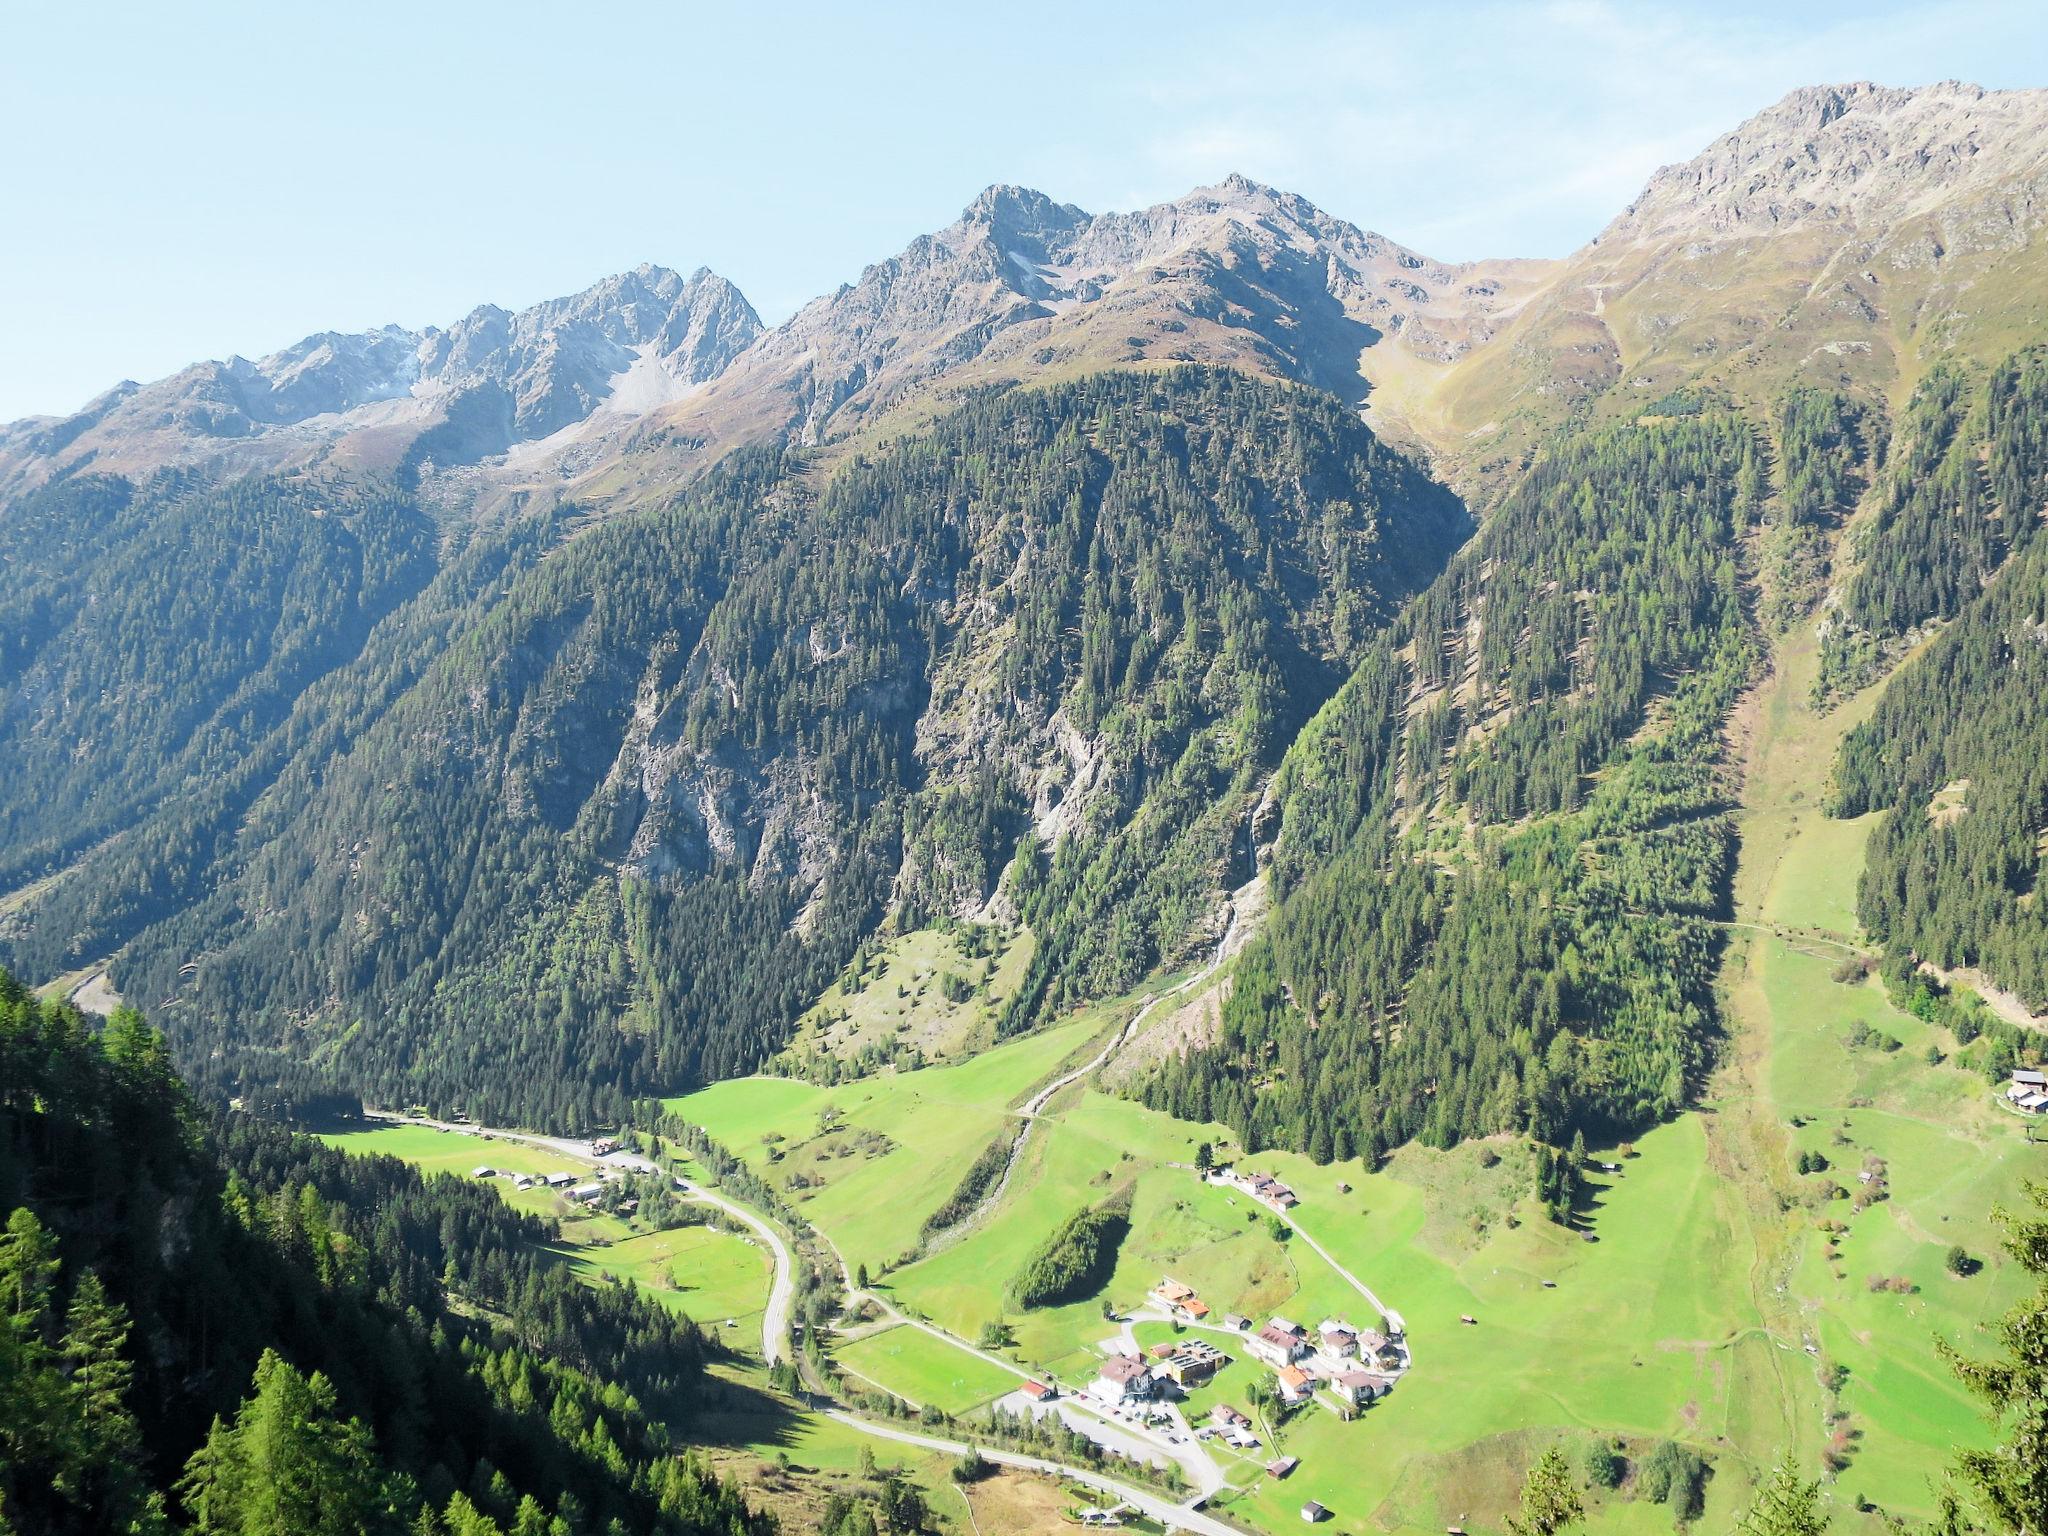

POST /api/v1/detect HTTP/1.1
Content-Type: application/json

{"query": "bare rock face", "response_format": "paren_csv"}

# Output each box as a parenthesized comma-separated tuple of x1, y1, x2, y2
(0, 264, 762, 497)
(8, 80, 2046, 513)
(1598, 81, 2048, 247)
(628, 175, 1551, 474)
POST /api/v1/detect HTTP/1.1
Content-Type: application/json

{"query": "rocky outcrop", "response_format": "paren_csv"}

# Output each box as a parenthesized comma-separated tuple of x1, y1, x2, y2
(0, 264, 761, 497)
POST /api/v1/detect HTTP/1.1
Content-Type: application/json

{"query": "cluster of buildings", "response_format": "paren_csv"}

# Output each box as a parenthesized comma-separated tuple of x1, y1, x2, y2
(1210, 1165, 1299, 1211)
(1086, 1335, 1230, 1407)
(1149, 1276, 1212, 1321)
(2006, 1068, 2048, 1115)
(1244, 1315, 1403, 1413)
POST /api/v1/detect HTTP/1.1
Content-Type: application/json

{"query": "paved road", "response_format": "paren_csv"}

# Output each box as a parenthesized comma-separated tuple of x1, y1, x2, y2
(824, 1412, 1247, 1536)
(364, 1113, 797, 1366)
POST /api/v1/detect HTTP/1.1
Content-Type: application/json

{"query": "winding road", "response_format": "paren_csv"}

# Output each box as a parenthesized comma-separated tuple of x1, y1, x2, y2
(825, 1413, 1245, 1536)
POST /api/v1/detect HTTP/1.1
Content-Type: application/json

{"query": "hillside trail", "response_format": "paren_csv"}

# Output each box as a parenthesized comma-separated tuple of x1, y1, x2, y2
(930, 875, 1261, 1254)
(1697, 602, 1900, 1456)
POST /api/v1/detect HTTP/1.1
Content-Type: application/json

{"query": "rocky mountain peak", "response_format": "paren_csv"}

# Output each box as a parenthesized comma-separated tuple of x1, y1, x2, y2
(1595, 79, 2048, 246)
(0, 263, 762, 496)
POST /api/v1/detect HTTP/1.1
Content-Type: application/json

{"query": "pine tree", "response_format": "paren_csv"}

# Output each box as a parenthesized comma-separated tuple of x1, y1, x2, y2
(1941, 1180, 2048, 1536)
(57, 1270, 156, 1525)
(0, 1208, 58, 1344)
(179, 1349, 401, 1535)
(1506, 1447, 1584, 1536)
(1736, 1465, 1828, 1536)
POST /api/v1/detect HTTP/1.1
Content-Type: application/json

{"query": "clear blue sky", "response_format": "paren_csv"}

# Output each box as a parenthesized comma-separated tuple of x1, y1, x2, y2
(5, 0, 2045, 421)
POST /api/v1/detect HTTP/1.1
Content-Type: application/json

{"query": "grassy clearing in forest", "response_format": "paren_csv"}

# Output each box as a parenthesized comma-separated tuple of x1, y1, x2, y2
(779, 923, 1037, 1066)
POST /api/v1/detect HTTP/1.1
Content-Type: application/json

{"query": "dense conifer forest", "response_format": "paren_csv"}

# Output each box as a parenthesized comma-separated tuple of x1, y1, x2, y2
(1823, 347, 2048, 1010)
(1143, 412, 1761, 1156)
(5, 369, 1465, 1126)
(0, 971, 768, 1535)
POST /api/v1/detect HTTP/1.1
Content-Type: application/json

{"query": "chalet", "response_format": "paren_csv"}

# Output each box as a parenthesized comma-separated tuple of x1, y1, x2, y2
(1276, 1365, 1313, 1404)
(1267, 1456, 1299, 1479)
(2008, 1070, 2048, 1114)
(1244, 1172, 1299, 1211)
(1223, 1313, 1251, 1332)
(1150, 1276, 1215, 1321)
(1317, 1320, 1358, 1359)
(1091, 1354, 1156, 1405)
(1330, 1370, 1394, 1408)
(1248, 1324, 1310, 1368)
(1210, 1404, 1252, 1431)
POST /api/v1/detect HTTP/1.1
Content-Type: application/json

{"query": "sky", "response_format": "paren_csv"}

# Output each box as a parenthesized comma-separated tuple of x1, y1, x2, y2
(4, 0, 2046, 421)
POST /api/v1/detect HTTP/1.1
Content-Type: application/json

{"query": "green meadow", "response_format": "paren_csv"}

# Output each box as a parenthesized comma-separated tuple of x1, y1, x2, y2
(780, 923, 1038, 1066)
(314, 1123, 780, 1353)
(668, 1012, 1110, 1270)
(561, 1226, 774, 1345)
(832, 1324, 1021, 1414)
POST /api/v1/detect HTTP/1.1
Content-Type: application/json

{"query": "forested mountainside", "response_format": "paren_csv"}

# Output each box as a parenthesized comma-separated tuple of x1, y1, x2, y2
(1828, 354, 2048, 1011)
(0, 971, 767, 1535)
(4, 368, 1464, 1125)
(0, 470, 438, 891)
(1142, 407, 1760, 1155)
(4, 77, 2047, 1169)
(1817, 352, 2048, 697)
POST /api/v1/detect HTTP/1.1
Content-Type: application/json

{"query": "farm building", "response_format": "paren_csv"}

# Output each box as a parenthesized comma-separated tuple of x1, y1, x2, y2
(2008, 1069, 2048, 1113)
(470, 1165, 495, 1178)
(1330, 1369, 1394, 1408)
(543, 1172, 578, 1188)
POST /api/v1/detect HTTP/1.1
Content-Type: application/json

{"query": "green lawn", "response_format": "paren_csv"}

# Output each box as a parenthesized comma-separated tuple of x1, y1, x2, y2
(668, 1013, 1110, 1272)
(315, 1122, 587, 1192)
(559, 1225, 773, 1346)
(832, 1323, 1020, 1414)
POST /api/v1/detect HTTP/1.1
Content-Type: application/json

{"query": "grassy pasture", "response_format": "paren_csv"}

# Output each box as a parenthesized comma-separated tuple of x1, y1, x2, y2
(780, 923, 1037, 1065)
(669, 1013, 1109, 1272)
(560, 1226, 773, 1344)
(832, 1323, 1020, 1414)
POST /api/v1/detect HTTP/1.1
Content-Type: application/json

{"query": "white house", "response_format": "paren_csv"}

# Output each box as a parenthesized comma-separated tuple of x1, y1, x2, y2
(1090, 1354, 1155, 1405)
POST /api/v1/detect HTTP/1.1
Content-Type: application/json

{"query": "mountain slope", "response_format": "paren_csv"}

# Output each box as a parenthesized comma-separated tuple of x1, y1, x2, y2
(0, 264, 762, 501)
(10, 369, 1465, 1124)
(1367, 80, 2048, 494)
(579, 177, 1551, 503)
